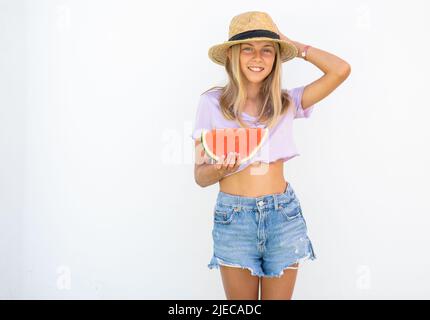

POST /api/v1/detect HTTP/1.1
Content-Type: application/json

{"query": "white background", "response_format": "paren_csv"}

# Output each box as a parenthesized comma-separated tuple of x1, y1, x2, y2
(1, 0, 429, 299)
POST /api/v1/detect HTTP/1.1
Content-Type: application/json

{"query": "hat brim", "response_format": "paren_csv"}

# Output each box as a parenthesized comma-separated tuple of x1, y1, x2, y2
(208, 37, 298, 66)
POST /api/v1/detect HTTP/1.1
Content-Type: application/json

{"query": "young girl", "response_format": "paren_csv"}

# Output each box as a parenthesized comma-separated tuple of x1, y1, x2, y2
(191, 11, 351, 300)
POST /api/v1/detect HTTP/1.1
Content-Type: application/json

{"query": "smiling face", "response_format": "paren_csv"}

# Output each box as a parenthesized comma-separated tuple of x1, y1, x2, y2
(238, 41, 276, 84)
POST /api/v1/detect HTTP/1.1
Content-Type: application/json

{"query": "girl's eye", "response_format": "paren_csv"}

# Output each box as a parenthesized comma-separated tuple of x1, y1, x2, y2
(242, 47, 273, 53)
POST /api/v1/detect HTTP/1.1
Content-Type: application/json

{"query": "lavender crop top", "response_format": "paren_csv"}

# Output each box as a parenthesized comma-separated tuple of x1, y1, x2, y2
(190, 86, 317, 177)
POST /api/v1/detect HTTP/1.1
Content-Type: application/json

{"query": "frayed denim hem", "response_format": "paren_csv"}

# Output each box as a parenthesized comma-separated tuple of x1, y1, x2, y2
(262, 241, 317, 279)
(208, 240, 317, 279)
(208, 255, 265, 278)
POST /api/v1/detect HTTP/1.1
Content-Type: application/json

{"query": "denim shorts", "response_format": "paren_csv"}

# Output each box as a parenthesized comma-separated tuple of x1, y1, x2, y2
(208, 181, 316, 278)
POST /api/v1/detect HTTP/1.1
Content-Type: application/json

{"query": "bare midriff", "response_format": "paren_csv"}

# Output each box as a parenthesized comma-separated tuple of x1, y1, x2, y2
(219, 159, 288, 197)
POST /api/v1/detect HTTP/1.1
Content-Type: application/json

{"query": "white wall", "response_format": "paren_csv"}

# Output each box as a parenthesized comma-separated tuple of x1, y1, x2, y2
(1, 0, 429, 299)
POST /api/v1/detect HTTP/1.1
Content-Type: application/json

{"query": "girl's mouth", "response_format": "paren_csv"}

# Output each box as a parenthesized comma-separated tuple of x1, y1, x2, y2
(248, 66, 264, 72)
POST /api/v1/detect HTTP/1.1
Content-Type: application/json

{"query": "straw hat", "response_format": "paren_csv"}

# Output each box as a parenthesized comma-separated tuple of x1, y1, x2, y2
(208, 11, 298, 66)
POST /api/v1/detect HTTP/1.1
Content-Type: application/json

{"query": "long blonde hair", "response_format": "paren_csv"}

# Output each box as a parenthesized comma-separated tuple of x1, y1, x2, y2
(202, 42, 293, 130)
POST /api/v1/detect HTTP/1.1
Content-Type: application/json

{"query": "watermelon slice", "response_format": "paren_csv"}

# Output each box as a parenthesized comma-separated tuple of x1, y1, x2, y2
(200, 127, 269, 164)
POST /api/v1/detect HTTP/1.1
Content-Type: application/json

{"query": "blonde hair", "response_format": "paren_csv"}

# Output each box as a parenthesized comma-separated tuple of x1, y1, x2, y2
(201, 42, 293, 130)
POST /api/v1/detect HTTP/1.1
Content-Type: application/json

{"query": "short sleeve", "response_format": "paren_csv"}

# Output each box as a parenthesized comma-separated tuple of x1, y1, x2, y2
(189, 93, 213, 141)
(287, 85, 315, 119)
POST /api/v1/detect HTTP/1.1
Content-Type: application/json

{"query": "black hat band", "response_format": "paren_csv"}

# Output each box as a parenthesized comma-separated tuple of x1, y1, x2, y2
(229, 29, 280, 41)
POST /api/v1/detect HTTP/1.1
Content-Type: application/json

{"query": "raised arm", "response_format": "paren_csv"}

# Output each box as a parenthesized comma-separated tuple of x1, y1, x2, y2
(279, 31, 351, 110)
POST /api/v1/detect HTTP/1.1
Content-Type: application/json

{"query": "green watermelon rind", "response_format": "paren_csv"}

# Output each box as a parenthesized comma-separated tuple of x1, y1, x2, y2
(200, 128, 269, 165)
(201, 130, 218, 162)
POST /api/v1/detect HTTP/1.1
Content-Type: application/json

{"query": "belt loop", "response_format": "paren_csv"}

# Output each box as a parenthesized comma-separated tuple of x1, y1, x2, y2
(273, 195, 278, 210)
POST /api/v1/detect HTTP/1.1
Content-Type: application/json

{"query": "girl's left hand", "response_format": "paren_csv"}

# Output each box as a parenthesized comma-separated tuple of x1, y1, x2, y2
(277, 29, 301, 58)
(277, 30, 292, 42)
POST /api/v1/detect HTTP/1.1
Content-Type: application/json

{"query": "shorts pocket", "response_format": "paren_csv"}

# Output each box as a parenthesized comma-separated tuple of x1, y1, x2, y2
(213, 206, 238, 225)
(278, 202, 303, 221)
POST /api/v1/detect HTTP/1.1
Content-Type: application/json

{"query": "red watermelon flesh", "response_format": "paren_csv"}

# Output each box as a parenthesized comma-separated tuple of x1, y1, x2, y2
(200, 127, 269, 164)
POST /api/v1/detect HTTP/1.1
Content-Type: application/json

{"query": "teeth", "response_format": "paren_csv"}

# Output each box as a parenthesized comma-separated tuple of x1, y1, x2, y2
(248, 67, 264, 72)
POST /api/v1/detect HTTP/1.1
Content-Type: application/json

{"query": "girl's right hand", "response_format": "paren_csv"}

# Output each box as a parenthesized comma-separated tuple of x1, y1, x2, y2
(214, 152, 241, 176)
